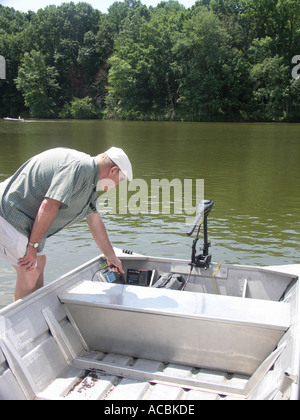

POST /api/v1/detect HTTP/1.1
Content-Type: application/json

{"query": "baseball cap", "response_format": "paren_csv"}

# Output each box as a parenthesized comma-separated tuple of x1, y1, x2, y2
(105, 147, 133, 181)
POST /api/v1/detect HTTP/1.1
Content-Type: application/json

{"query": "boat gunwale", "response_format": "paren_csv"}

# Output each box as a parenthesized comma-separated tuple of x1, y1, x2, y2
(0, 250, 298, 317)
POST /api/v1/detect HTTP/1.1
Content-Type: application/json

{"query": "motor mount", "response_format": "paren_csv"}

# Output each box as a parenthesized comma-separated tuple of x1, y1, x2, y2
(187, 200, 214, 270)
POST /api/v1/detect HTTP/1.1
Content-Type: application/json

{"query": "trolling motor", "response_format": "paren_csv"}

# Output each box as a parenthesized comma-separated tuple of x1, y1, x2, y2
(187, 200, 214, 270)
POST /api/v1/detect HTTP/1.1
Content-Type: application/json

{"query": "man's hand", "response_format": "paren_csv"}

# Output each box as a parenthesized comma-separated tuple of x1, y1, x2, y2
(107, 255, 124, 274)
(18, 246, 38, 271)
(87, 212, 124, 275)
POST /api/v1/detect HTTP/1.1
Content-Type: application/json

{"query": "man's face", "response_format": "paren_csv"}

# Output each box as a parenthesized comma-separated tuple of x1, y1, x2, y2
(97, 166, 125, 192)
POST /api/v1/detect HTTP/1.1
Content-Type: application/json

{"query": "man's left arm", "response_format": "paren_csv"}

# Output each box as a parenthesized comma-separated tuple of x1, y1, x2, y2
(86, 212, 124, 274)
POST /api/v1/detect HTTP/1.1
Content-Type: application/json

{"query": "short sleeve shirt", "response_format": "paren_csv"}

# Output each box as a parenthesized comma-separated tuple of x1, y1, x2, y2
(0, 148, 99, 252)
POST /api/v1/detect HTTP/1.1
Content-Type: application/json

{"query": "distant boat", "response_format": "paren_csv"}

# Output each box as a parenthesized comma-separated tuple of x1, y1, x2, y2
(4, 117, 24, 122)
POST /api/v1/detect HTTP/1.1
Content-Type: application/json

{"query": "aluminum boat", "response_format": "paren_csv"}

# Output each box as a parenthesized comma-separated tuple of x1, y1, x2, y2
(0, 201, 299, 400)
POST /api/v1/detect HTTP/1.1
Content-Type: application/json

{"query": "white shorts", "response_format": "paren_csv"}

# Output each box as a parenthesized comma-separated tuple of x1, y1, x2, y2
(0, 216, 44, 266)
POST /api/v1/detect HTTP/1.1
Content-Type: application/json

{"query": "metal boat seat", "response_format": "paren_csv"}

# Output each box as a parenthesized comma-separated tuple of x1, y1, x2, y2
(59, 281, 291, 376)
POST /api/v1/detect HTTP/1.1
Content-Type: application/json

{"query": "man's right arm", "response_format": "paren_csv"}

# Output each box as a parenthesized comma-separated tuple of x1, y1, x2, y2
(86, 212, 124, 274)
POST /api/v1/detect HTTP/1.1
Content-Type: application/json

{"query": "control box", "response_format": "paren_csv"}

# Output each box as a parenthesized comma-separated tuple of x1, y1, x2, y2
(127, 269, 153, 287)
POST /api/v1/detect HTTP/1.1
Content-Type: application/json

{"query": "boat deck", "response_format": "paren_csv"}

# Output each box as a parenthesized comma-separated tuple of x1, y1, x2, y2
(35, 281, 289, 401)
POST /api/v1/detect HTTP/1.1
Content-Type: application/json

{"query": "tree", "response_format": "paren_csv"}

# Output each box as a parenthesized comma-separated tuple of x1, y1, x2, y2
(107, 0, 145, 32)
(276, 0, 300, 62)
(0, 5, 30, 116)
(15, 50, 59, 118)
(249, 37, 290, 121)
(288, 78, 300, 121)
(173, 9, 242, 121)
(105, 3, 183, 120)
(1, 0, 300, 121)
(70, 96, 98, 119)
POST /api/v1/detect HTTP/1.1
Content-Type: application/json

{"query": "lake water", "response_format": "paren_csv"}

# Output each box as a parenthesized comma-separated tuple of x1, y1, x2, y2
(0, 119, 300, 308)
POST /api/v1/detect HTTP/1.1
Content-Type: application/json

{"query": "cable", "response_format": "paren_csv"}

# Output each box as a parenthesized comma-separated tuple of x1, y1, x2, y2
(212, 262, 221, 295)
(181, 265, 194, 291)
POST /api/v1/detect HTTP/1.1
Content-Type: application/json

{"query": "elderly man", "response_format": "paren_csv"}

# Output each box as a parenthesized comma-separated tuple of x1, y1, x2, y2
(0, 147, 133, 301)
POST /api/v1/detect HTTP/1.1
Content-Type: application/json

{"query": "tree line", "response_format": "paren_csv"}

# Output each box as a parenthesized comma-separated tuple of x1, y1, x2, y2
(0, 0, 300, 122)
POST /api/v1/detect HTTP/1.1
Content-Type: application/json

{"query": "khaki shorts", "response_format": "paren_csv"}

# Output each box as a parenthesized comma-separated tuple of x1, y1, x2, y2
(0, 216, 44, 266)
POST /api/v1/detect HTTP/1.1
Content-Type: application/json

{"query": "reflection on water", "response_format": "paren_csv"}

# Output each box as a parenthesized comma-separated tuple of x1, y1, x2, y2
(0, 120, 300, 308)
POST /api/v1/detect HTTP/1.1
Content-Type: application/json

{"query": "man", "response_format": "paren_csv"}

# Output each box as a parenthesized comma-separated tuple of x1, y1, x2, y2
(0, 147, 133, 301)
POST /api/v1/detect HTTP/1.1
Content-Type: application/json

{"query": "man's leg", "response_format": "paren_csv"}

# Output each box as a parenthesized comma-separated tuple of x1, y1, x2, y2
(13, 254, 47, 301)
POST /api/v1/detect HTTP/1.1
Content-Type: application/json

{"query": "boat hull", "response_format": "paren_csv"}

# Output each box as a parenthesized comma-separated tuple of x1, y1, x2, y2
(3, 118, 24, 122)
(0, 250, 299, 400)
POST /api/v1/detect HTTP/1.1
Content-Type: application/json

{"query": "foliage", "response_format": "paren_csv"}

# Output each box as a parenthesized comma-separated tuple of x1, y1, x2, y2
(0, 0, 300, 121)
(15, 50, 59, 118)
(70, 96, 98, 119)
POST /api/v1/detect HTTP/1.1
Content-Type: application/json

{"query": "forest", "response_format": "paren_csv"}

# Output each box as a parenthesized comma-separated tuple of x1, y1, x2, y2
(0, 0, 300, 122)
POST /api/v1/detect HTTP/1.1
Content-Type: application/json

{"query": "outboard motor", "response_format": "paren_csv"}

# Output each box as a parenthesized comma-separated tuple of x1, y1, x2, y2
(187, 200, 214, 270)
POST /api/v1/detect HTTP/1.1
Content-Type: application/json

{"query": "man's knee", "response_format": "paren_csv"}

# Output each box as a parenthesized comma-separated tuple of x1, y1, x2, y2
(13, 255, 46, 300)
(17, 266, 40, 282)
(14, 266, 43, 301)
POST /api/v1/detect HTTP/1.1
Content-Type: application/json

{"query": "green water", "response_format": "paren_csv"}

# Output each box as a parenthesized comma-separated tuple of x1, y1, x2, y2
(0, 119, 300, 307)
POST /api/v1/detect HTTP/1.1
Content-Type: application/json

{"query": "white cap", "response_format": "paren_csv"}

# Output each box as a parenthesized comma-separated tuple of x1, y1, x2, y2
(105, 147, 133, 181)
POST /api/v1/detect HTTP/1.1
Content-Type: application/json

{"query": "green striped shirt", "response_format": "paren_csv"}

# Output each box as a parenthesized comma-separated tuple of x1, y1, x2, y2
(0, 148, 99, 252)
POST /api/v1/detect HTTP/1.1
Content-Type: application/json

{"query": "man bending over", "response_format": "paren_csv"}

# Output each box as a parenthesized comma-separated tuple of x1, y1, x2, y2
(0, 147, 133, 301)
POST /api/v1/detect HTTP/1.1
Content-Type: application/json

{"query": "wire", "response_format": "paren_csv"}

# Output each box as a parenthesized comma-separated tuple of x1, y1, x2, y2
(181, 265, 194, 291)
(212, 262, 221, 295)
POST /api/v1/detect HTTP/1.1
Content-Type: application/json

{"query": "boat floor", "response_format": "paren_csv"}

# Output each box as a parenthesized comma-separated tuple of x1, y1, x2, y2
(36, 350, 249, 401)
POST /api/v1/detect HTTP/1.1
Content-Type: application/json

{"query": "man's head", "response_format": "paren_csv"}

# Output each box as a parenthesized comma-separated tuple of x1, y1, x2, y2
(97, 147, 133, 191)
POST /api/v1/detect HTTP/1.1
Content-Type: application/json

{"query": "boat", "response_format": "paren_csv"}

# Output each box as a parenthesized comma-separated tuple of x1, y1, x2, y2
(4, 117, 24, 122)
(0, 201, 299, 400)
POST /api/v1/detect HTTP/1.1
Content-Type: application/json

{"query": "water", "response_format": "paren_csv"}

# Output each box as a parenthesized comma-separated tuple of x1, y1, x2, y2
(0, 119, 300, 308)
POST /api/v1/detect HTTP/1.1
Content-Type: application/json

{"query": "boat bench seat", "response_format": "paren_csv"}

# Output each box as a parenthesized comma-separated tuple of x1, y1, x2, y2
(59, 281, 291, 376)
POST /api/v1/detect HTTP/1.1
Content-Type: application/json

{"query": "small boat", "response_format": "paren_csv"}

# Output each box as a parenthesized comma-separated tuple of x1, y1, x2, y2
(4, 117, 24, 122)
(0, 201, 299, 400)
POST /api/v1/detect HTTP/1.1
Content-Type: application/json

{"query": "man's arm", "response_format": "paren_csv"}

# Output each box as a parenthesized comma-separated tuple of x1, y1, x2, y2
(86, 212, 124, 274)
(18, 198, 62, 270)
